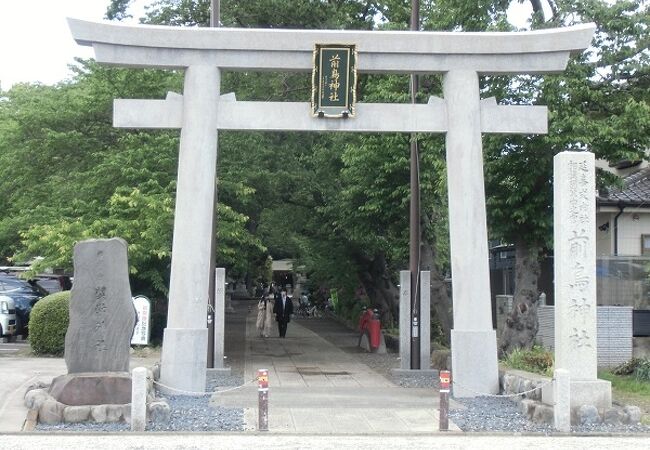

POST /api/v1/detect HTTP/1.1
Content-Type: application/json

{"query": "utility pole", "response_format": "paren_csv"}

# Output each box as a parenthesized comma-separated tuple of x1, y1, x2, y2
(409, 0, 421, 370)
(211, 0, 220, 27)
(207, 0, 221, 369)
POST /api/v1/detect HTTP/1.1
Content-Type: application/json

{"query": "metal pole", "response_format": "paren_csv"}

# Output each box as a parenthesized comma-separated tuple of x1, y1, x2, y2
(211, 0, 220, 27)
(409, 0, 421, 370)
(206, 0, 221, 369)
(257, 368, 269, 431)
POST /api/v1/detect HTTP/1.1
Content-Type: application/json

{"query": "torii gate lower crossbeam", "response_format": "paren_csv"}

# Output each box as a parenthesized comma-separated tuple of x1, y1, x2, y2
(69, 19, 595, 396)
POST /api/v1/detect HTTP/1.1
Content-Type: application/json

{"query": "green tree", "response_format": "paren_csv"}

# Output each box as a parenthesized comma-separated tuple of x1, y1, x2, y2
(0, 60, 263, 300)
(483, 0, 649, 354)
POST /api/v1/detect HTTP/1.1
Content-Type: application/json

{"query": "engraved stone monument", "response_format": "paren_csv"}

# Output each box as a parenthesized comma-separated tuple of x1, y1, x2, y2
(65, 238, 136, 373)
(49, 238, 136, 407)
(552, 151, 611, 414)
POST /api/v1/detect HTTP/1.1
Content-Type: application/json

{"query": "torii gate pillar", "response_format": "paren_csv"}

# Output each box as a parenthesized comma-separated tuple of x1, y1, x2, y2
(161, 65, 221, 391)
(444, 70, 498, 396)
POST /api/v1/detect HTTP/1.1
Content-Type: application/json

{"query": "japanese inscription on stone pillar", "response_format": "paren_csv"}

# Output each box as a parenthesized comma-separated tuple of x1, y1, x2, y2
(554, 152, 597, 379)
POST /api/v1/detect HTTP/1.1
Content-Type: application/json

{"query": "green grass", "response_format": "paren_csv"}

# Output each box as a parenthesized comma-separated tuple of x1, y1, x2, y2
(600, 370, 650, 424)
(599, 370, 650, 396)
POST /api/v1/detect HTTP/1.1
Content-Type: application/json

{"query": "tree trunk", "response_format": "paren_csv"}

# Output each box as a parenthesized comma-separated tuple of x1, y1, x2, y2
(420, 240, 452, 345)
(355, 252, 400, 324)
(498, 238, 541, 357)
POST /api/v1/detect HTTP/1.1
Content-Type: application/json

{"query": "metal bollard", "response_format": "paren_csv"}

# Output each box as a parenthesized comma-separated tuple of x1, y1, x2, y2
(439, 370, 450, 431)
(257, 369, 269, 431)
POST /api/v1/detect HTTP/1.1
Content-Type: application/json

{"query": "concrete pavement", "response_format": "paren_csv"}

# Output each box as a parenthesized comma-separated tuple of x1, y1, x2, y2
(211, 308, 459, 433)
(0, 351, 159, 433)
(2, 301, 453, 434)
(7, 434, 650, 449)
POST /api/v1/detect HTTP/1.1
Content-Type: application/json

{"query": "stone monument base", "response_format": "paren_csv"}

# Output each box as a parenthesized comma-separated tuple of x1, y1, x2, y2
(160, 327, 208, 394)
(451, 329, 499, 397)
(49, 372, 132, 406)
(24, 368, 170, 426)
(542, 378, 612, 413)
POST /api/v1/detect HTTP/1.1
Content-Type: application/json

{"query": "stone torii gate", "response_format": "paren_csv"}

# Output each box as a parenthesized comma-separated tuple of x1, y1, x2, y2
(68, 18, 595, 395)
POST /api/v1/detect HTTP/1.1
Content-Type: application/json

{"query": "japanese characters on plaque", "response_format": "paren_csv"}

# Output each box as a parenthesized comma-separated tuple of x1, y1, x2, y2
(131, 295, 151, 346)
(566, 159, 594, 350)
(311, 44, 357, 118)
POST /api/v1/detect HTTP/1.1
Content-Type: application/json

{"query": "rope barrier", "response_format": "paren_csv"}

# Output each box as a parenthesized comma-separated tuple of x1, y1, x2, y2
(452, 378, 554, 398)
(151, 377, 256, 396)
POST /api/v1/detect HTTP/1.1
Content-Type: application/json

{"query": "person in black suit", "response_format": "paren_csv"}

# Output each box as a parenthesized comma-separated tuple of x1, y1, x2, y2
(273, 288, 294, 338)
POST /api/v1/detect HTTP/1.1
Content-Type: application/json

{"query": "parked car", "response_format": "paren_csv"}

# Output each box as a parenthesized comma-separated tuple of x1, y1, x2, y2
(0, 295, 17, 338)
(0, 268, 72, 336)
(0, 273, 42, 336)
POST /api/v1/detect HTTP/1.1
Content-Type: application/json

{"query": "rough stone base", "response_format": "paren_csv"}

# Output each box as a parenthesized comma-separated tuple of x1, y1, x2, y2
(500, 369, 549, 401)
(451, 329, 499, 397)
(24, 370, 168, 426)
(49, 372, 132, 406)
(160, 327, 208, 395)
(542, 378, 612, 412)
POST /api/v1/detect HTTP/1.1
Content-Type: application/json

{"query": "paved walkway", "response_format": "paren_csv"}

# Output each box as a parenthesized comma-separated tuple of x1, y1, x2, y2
(212, 306, 458, 433)
(1, 300, 454, 434)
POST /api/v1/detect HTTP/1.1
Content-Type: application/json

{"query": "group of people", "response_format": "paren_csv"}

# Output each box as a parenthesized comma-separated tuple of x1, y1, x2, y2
(256, 283, 294, 338)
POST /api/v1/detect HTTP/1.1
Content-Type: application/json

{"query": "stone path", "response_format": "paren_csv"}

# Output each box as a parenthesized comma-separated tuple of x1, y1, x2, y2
(212, 306, 458, 433)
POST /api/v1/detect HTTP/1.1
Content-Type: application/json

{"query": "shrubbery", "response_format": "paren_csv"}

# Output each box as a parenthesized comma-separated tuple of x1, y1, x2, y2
(612, 358, 650, 382)
(29, 291, 70, 355)
(333, 295, 368, 326)
(501, 345, 554, 376)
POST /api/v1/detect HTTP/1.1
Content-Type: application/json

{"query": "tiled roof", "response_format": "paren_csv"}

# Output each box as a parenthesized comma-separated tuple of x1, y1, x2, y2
(598, 167, 650, 207)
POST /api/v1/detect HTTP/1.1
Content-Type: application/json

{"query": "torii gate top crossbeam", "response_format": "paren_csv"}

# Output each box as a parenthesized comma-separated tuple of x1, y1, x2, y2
(68, 19, 595, 75)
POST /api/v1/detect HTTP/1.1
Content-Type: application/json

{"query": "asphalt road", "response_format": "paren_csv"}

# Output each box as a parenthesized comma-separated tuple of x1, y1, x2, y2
(0, 339, 29, 354)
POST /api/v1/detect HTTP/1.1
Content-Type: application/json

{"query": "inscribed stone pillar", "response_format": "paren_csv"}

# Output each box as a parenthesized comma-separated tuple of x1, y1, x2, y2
(553, 151, 610, 411)
(399, 270, 411, 370)
(444, 70, 499, 397)
(419, 271, 431, 370)
(65, 238, 135, 374)
(160, 65, 220, 393)
(213, 268, 226, 370)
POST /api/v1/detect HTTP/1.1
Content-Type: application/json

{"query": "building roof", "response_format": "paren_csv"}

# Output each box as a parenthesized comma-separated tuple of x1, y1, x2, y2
(598, 167, 650, 207)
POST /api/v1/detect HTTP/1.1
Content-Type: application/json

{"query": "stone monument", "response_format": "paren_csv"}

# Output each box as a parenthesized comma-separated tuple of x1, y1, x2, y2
(50, 238, 136, 406)
(551, 151, 611, 414)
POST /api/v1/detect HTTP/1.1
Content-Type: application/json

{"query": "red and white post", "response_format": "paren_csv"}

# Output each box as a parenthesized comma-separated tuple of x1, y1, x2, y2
(439, 370, 450, 431)
(257, 368, 269, 431)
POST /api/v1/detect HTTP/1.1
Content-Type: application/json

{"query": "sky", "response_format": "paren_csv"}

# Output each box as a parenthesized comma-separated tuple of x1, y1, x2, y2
(0, 0, 536, 90)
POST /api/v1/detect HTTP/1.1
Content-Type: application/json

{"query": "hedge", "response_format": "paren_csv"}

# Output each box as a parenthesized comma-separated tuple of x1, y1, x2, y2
(29, 291, 70, 355)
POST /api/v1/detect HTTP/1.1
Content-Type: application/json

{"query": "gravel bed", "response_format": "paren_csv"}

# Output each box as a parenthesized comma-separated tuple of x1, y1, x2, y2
(36, 372, 245, 433)
(450, 396, 554, 433)
(449, 396, 650, 434)
(147, 393, 243, 432)
(391, 371, 439, 388)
